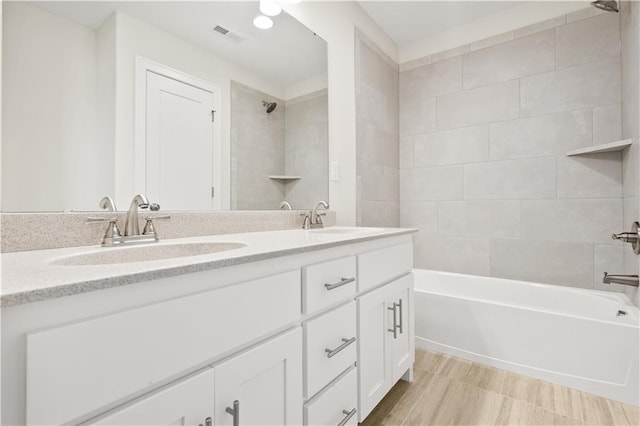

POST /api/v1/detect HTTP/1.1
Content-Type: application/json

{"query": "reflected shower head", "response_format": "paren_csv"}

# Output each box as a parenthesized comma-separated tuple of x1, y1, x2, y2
(262, 100, 277, 113)
(591, 0, 618, 12)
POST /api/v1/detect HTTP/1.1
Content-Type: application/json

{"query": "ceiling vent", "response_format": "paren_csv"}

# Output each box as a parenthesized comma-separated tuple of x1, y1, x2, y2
(212, 25, 246, 44)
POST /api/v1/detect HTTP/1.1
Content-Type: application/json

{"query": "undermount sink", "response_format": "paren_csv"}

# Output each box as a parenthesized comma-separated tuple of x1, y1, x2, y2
(310, 227, 379, 235)
(50, 242, 247, 266)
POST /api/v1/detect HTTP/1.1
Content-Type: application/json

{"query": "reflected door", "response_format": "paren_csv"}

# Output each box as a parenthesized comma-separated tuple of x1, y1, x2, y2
(145, 71, 215, 210)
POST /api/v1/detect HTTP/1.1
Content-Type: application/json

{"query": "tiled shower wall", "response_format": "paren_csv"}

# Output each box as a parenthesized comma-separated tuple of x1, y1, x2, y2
(284, 90, 329, 210)
(231, 82, 286, 210)
(399, 8, 627, 290)
(620, 0, 640, 305)
(355, 33, 400, 227)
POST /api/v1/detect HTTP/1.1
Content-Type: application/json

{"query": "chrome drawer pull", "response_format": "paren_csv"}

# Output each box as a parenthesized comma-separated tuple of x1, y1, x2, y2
(388, 303, 398, 339)
(324, 277, 355, 290)
(398, 299, 403, 334)
(226, 400, 239, 426)
(337, 408, 357, 426)
(325, 337, 356, 358)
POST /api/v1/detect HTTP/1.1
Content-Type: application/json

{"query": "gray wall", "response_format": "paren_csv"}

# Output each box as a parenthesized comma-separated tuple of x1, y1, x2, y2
(231, 82, 286, 210)
(355, 33, 400, 227)
(231, 82, 329, 210)
(620, 0, 640, 305)
(398, 8, 628, 291)
(284, 90, 329, 210)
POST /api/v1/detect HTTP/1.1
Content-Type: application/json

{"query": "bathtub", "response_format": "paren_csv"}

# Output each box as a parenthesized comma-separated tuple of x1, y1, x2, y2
(413, 269, 640, 406)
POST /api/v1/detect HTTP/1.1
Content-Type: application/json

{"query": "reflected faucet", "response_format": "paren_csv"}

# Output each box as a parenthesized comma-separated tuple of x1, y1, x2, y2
(311, 200, 329, 229)
(280, 201, 292, 210)
(124, 194, 150, 236)
(99, 196, 117, 212)
(603, 272, 639, 287)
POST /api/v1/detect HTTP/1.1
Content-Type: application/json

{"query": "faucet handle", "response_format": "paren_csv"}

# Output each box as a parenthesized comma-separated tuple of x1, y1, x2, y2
(142, 216, 171, 238)
(300, 211, 311, 229)
(87, 217, 118, 223)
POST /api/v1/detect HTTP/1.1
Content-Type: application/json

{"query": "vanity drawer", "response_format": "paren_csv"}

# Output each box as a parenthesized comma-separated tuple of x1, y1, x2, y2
(26, 270, 301, 426)
(303, 256, 356, 314)
(304, 301, 356, 399)
(305, 367, 357, 426)
(358, 242, 413, 292)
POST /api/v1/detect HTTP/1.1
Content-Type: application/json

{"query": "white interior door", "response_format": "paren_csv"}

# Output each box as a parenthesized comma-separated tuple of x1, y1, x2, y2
(145, 70, 215, 210)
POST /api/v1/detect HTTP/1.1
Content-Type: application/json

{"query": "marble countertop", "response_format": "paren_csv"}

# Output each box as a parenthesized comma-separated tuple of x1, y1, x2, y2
(1, 226, 416, 307)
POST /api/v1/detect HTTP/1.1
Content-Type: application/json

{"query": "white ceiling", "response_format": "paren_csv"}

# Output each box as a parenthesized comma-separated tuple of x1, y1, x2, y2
(358, 1, 520, 46)
(30, 1, 327, 88)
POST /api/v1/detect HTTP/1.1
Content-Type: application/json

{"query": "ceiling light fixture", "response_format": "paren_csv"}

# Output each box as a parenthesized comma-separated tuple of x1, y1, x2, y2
(253, 15, 274, 29)
(260, 0, 282, 17)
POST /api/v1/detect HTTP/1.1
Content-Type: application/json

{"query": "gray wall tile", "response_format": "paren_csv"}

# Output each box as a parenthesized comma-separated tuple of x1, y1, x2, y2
(414, 125, 489, 166)
(400, 200, 438, 234)
(415, 234, 491, 275)
(593, 104, 622, 144)
(437, 80, 520, 130)
(556, 13, 620, 70)
(400, 166, 464, 201)
(490, 239, 594, 287)
(489, 109, 592, 160)
(514, 15, 566, 38)
(557, 154, 622, 198)
(469, 31, 514, 52)
(520, 57, 621, 117)
(521, 199, 622, 244)
(464, 158, 557, 200)
(463, 30, 555, 90)
(400, 56, 462, 102)
(400, 98, 437, 136)
(438, 200, 521, 238)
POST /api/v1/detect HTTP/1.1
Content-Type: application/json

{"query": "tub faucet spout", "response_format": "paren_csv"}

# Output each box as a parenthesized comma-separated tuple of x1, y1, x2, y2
(602, 272, 639, 287)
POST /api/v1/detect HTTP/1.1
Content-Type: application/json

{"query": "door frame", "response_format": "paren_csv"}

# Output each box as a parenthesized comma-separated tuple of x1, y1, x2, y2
(134, 56, 222, 210)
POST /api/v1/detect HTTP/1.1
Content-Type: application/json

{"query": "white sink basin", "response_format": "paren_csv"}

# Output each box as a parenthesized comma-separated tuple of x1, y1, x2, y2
(50, 242, 247, 266)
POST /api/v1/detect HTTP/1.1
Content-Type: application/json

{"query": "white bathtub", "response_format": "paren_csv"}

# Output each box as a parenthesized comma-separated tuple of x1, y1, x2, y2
(413, 269, 640, 406)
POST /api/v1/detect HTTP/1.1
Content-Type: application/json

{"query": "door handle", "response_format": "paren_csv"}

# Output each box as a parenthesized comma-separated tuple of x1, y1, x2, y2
(324, 277, 355, 290)
(325, 337, 356, 358)
(225, 400, 239, 426)
(397, 299, 403, 334)
(387, 303, 398, 339)
(337, 408, 357, 426)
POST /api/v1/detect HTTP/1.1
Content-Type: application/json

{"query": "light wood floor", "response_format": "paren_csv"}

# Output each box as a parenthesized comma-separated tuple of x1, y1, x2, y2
(361, 350, 640, 426)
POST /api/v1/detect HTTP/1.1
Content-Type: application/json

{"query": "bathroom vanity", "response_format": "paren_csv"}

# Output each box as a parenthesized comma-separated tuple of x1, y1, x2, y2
(1, 227, 416, 425)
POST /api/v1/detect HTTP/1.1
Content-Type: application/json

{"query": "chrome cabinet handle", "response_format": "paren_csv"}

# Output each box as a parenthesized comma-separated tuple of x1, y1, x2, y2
(337, 408, 357, 426)
(324, 277, 355, 290)
(226, 400, 239, 426)
(398, 299, 403, 334)
(325, 337, 356, 358)
(387, 303, 398, 339)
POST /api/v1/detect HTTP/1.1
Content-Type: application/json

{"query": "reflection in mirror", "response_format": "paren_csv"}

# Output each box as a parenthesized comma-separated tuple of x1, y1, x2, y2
(1, 1, 328, 212)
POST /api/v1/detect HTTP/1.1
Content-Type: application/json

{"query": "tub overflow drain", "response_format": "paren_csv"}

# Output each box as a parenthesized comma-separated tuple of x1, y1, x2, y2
(617, 310, 627, 316)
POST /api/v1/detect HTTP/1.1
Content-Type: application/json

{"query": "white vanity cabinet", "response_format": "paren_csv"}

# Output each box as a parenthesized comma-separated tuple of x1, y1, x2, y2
(2, 231, 415, 426)
(92, 368, 215, 426)
(214, 328, 303, 426)
(356, 244, 414, 422)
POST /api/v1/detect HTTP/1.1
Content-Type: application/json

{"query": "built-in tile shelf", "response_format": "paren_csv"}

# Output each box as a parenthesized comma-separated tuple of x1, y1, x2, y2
(566, 139, 633, 156)
(268, 175, 302, 181)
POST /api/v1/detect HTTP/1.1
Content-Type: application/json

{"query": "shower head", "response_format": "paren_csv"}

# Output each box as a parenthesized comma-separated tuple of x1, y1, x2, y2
(591, 0, 618, 12)
(262, 100, 277, 113)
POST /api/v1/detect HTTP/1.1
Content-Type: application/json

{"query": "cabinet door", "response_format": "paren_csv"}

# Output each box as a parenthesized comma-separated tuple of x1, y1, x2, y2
(93, 368, 214, 426)
(214, 328, 303, 426)
(389, 274, 414, 383)
(357, 285, 393, 422)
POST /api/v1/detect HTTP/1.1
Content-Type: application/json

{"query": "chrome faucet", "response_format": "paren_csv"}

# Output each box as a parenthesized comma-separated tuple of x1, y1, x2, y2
(99, 196, 117, 212)
(280, 201, 292, 210)
(124, 194, 150, 236)
(603, 272, 639, 287)
(311, 200, 329, 229)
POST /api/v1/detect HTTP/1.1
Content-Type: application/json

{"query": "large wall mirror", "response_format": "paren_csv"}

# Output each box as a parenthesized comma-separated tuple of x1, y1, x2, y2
(2, 1, 328, 212)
